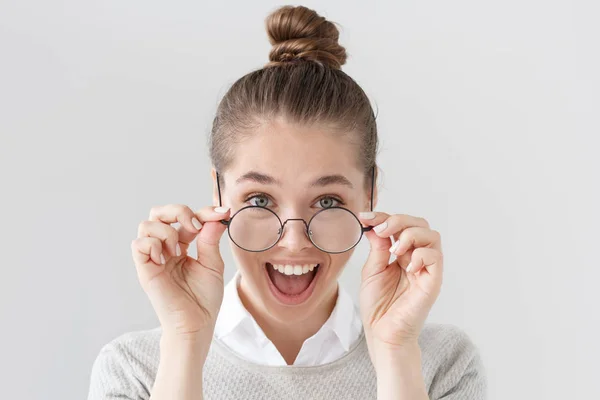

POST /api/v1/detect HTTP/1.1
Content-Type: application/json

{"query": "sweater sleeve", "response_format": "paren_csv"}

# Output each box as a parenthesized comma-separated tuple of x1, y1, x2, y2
(87, 340, 150, 400)
(425, 324, 487, 400)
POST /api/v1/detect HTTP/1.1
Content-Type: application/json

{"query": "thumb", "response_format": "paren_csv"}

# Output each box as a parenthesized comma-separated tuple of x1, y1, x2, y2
(361, 229, 394, 280)
(195, 220, 228, 274)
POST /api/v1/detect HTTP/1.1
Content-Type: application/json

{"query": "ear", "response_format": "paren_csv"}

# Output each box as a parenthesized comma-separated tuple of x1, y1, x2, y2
(211, 167, 220, 207)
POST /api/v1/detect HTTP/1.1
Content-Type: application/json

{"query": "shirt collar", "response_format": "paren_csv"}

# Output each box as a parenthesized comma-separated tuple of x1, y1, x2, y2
(320, 283, 362, 352)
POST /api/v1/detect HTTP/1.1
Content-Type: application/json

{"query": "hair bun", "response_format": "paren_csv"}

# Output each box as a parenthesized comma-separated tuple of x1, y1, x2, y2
(265, 6, 347, 70)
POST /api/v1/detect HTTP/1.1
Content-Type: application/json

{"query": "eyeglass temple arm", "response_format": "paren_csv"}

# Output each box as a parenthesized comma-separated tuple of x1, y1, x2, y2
(215, 171, 229, 225)
(361, 167, 376, 231)
(370, 165, 375, 212)
(216, 171, 223, 207)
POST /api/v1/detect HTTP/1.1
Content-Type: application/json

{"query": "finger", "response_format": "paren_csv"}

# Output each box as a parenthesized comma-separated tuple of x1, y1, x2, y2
(406, 247, 443, 279)
(178, 206, 231, 244)
(389, 227, 442, 256)
(132, 236, 164, 266)
(131, 237, 165, 287)
(137, 220, 181, 259)
(406, 248, 443, 299)
(357, 211, 389, 227)
(361, 228, 394, 280)
(395, 247, 414, 270)
(194, 206, 231, 275)
(358, 212, 430, 240)
(147, 204, 214, 245)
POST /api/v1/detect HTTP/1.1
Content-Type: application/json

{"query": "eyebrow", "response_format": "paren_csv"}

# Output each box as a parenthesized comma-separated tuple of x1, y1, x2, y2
(235, 171, 354, 189)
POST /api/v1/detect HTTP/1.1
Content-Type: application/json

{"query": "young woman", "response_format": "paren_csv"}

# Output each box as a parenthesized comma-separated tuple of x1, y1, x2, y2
(88, 5, 486, 400)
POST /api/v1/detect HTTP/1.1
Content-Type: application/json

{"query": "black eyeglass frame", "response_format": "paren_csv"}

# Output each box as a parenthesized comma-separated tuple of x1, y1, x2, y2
(215, 166, 376, 254)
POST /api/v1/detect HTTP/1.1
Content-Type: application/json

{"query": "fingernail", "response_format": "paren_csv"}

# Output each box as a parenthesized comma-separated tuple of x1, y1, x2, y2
(215, 206, 230, 214)
(389, 241, 400, 254)
(374, 221, 387, 234)
(406, 262, 413, 273)
(176, 243, 181, 257)
(160, 253, 166, 265)
(192, 217, 203, 230)
(359, 212, 376, 219)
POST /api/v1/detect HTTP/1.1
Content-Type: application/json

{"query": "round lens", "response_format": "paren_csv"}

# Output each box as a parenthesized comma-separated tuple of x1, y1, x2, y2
(228, 207, 282, 252)
(308, 208, 363, 253)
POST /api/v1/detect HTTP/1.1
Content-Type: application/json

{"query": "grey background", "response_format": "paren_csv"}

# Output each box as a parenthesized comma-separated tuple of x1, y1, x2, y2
(1, 0, 598, 399)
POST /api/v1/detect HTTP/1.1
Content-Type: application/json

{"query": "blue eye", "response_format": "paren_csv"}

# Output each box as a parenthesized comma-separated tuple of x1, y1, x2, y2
(247, 194, 271, 208)
(316, 196, 342, 209)
(244, 194, 344, 209)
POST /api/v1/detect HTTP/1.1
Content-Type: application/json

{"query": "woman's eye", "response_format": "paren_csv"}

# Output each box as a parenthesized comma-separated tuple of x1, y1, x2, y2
(246, 194, 342, 209)
(248, 195, 271, 207)
(316, 196, 341, 209)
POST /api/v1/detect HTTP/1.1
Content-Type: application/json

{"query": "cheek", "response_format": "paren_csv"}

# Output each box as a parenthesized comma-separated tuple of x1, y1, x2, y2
(328, 252, 353, 276)
(230, 244, 262, 274)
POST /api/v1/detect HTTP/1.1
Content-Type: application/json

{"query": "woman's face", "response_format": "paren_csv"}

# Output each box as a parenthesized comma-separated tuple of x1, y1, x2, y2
(213, 117, 373, 324)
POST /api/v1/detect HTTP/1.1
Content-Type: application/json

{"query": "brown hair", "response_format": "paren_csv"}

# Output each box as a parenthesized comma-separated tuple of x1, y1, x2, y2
(209, 5, 379, 194)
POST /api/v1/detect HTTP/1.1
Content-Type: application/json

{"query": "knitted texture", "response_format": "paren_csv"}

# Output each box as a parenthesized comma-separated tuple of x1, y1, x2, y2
(88, 323, 486, 399)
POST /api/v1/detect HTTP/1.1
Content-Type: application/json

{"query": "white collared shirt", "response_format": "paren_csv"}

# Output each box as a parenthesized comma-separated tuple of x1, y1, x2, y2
(213, 269, 364, 366)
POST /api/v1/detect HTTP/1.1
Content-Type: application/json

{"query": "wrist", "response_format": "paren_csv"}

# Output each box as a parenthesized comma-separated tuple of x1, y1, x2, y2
(373, 342, 427, 400)
(153, 335, 208, 400)
(160, 331, 212, 360)
(161, 325, 213, 344)
(373, 340, 421, 371)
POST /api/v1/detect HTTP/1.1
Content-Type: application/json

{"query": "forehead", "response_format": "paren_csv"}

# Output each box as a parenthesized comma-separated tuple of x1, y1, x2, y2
(226, 119, 362, 185)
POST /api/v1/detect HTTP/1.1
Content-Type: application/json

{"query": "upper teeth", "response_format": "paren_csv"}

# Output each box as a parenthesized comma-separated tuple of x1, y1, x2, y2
(271, 264, 318, 276)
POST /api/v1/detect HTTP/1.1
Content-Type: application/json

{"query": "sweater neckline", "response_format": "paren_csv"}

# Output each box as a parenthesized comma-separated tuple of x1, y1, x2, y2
(209, 329, 369, 375)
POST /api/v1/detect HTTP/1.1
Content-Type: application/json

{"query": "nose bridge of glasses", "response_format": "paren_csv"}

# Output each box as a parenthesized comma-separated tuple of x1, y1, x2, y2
(280, 218, 309, 233)
(277, 218, 313, 252)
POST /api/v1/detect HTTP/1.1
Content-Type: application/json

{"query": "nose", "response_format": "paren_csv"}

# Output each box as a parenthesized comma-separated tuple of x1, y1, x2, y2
(277, 219, 313, 253)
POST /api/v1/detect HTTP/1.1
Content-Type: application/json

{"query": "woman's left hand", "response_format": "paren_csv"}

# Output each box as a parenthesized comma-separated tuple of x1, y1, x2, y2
(358, 212, 443, 355)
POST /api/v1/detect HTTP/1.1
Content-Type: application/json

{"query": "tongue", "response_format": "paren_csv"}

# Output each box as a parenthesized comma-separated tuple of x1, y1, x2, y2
(268, 264, 317, 295)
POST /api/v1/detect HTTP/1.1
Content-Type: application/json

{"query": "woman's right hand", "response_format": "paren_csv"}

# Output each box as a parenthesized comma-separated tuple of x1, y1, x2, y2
(131, 204, 231, 341)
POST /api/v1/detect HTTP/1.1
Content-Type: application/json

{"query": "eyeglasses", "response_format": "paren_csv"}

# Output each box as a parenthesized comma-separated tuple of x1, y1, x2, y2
(215, 167, 375, 254)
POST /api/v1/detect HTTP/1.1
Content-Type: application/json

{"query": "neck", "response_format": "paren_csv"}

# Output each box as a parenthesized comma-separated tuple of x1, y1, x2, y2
(237, 276, 338, 365)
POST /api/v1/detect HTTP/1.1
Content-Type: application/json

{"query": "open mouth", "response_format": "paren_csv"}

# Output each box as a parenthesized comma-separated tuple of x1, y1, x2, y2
(265, 262, 321, 305)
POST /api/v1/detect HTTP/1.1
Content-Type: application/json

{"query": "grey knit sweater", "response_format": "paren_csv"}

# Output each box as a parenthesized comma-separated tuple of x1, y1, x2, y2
(88, 323, 486, 399)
